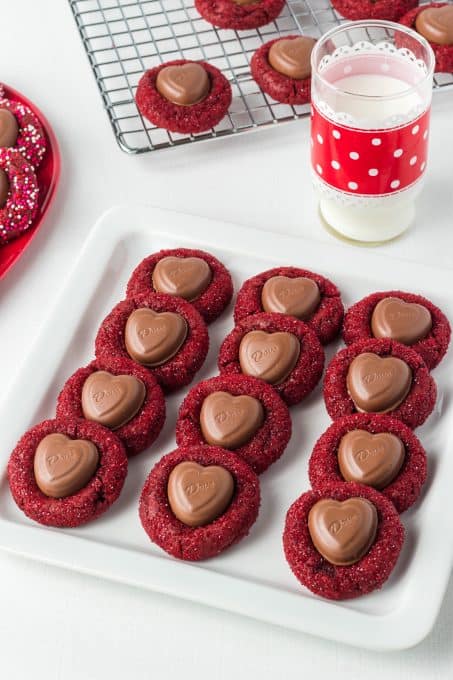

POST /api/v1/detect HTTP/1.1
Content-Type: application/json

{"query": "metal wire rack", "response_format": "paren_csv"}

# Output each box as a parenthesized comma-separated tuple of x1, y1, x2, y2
(69, 0, 453, 154)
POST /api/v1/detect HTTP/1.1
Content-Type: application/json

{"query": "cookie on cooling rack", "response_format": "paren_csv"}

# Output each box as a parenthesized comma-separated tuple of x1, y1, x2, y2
(399, 3, 453, 73)
(331, 0, 418, 21)
(0, 98, 46, 168)
(195, 0, 286, 30)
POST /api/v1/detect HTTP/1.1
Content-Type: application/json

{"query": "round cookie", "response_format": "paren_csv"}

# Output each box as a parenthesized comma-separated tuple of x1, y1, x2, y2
(135, 60, 232, 134)
(195, 0, 286, 30)
(400, 3, 453, 73)
(0, 148, 39, 245)
(126, 247, 233, 324)
(176, 374, 292, 474)
(323, 338, 437, 429)
(8, 418, 128, 528)
(283, 482, 404, 600)
(331, 0, 418, 21)
(56, 357, 166, 457)
(343, 290, 451, 371)
(95, 292, 209, 394)
(0, 98, 47, 168)
(234, 266, 344, 344)
(139, 445, 261, 560)
(218, 312, 325, 406)
(308, 413, 427, 513)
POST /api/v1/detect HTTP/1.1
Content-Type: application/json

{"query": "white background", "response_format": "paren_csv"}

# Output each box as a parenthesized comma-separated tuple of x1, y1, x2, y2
(1, 1, 453, 678)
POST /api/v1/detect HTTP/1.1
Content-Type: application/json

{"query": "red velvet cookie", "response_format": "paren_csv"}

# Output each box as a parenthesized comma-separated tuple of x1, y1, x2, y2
(218, 312, 325, 406)
(56, 357, 166, 457)
(8, 418, 128, 528)
(126, 247, 233, 324)
(308, 413, 427, 513)
(323, 338, 437, 429)
(175, 374, 292, 474)
(195, 0, 285, 30)
(331, 0, 418, 21)
(139, 445, 260, 560)
(234, 266, 343, 344)
(0, 98, 47, 168)
(399, 4, 453, 73)
(135, 60, 232, 134)
(283, 482, 404, 600)
(95, 292, 209, 393)
(0, 148, 39, 245)
(343, 290, 451, 371)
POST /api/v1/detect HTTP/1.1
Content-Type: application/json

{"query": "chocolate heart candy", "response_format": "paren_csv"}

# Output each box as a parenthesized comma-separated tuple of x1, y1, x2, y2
(0, 109, 19, 148)
(0, 169, 10, 208)
(239, 330, 300, 385)
(34, 433, 99, 498)
(152, 256, 212, 301)
(200, 391, 264, 449)
(81, 370, 146, 430)
(308, 497, 378, 566)
(261, 276, 321, 319)
(167, 461, 234, 527)
(371, 297, 432, 345)
(346, 352, 412, 413)
(338, 429, 405, 489)
(415, 6, 453, 45)
(268, 37, 316, 80)
(156, 63, 210, 106)
(125, 307, 188, 367)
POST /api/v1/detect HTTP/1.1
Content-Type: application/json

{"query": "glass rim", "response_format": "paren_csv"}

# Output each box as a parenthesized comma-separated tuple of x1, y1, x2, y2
(311, 19, 435, 101)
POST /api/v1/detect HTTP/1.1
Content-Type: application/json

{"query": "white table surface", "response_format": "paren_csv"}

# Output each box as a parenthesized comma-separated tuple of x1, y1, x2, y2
(1, 2, 453, 678)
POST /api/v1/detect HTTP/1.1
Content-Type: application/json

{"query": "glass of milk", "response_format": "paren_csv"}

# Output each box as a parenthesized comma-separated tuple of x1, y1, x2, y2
(310, 21, 435, 243)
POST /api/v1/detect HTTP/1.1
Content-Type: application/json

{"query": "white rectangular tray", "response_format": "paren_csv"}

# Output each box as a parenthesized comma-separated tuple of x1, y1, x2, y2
(1, 205, 452, 650)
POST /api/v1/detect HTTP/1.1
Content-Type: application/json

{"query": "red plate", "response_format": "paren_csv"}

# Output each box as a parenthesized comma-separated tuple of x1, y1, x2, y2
(0, 84, 60, 279)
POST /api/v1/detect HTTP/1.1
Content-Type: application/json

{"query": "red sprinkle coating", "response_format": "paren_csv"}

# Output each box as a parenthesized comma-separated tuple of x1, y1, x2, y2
(234, 266, 344, 344)
(94, 292, 209, 394)
(283, 481, 404, 600)
(218, 312, 325, 406)
(323, 338, 437, 429)
(126, 247, 233, 324)
(251, 37, 312, 105)
(308, 413, 427, 513)
(399, 3, 453, 74)
(195, 0, 285, 29)
(139, 445, 261, 560)
(8, 418, 128, 528)
(55, 357, 166, 457)
(135, 60, 232, 134)
(0, 148, 39, 245)
(175, 374, 292, 474)
(343, 290, 451, 371)
(331, 0, 417, 21)
(0, 98, 46, 168)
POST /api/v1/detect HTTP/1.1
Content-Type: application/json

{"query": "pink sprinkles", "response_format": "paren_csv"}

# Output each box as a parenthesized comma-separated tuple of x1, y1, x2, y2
(0, 148, 39, 244)
(0, 98, 46, 169)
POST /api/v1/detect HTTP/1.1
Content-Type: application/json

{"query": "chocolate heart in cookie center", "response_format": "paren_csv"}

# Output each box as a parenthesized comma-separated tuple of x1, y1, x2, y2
(167, 461, 234, 527)
(371, 297, 432, 345)
(0, 109, 19, 148)
(338, 429, 405, 489)
(125, 307, 188, 367)
(415, 6, 453, 46)
(261, 275, 321, 319)
(34, 433, 99, 498)
(268, 37, 316, 79)
(239, 330, 300, 385)
(156, 64, 210, 106)
(200, 391, 264, 449)
(346, 352, 412, 413)
(81, 370, 146, 430)
(308, 497, 378, 566)
(152, 256, 212, 301)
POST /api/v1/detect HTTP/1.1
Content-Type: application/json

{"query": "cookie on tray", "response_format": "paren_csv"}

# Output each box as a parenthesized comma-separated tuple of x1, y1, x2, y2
(126, 247, 233, 324)
(139, 445, 261, 560)
(331, 0, 418, 21)
(94, 292, 209, 393)
(234, 266, 344, 344)
(8, 418, 128, 528)
(218, 312, 325, 406)
(195, 0, 286, 30)
(0, 97, 46, 168)
(0, 147, 39, 245)
(343, 290, 451, 371)
(135, 60, 232, 134)
(176, 373, 292, 474)
(400, 3, 453, 73)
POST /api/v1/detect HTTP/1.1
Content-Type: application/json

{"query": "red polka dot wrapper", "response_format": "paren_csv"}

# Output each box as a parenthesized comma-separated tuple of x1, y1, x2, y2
(0, 98, 47, 168)
(0, 148, 39, 245)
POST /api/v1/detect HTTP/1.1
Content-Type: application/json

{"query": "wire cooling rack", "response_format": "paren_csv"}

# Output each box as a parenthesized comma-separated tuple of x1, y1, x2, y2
(69, 0, 453, 154)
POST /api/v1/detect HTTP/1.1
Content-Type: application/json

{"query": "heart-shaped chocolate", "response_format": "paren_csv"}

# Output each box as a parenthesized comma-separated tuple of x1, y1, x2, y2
(0, 109, 19, 148)
(167, 461, 234, 527)
(346, 352, 412, 413)
(371, 297, 432, 345)
(338, 429, 405, 489)
(308, 497, 378, 566)
(156, 63, 210, 106)
(239, 330, 300, 385)
(200, 391, 264, 449)
(415, 6, 453, 46)
(261, 276, 321, 319)
(152, 256, 212, 301)
(125, 307, 188, 367)
(81, 370, 146, 430)
(268, 36, 316, 79)
(34, 433, 99, 498)
(0, 169, 10, 208)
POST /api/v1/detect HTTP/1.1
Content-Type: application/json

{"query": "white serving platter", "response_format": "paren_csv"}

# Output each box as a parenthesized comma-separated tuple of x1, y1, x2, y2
(0, 205, 452, 651)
